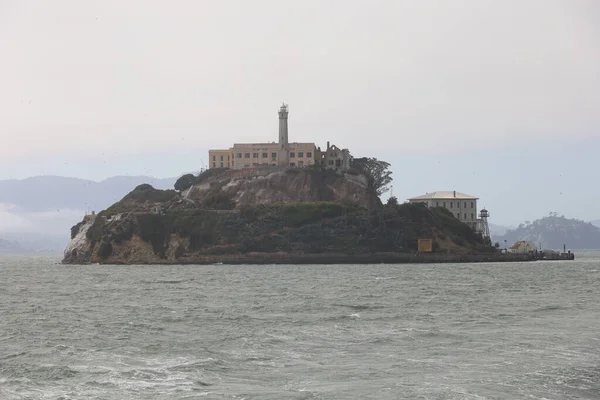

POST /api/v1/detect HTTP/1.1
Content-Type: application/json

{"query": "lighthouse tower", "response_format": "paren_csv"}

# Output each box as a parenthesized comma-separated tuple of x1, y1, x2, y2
(278, 103, 289, 166)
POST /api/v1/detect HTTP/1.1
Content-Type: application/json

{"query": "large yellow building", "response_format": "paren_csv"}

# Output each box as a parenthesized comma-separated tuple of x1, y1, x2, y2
(208, 104, 327, 170)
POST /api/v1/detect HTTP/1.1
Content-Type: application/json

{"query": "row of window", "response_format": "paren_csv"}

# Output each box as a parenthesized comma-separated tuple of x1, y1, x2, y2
(233, 152, 313, 159)
(212, 155, 231, 162)
(436, 201, 475, 209)
(457, 213, 476, 220)
(234, 161, 312, 168)
(290, 152, 311, 158)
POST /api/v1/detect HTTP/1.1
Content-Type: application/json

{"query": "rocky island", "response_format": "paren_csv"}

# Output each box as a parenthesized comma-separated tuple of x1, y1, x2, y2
(63, 161, 527, 265)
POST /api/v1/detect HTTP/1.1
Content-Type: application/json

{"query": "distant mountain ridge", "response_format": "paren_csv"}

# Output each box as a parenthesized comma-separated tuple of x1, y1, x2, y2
(0, 175, 177, 212)
(496, 214, 600, 250)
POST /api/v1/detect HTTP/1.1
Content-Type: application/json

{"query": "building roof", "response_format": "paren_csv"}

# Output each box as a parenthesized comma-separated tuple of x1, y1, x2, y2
(408, 191, 478, 200)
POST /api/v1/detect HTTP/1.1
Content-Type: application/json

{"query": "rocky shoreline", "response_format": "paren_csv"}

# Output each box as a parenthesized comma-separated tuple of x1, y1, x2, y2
(66, 252, 535, 265)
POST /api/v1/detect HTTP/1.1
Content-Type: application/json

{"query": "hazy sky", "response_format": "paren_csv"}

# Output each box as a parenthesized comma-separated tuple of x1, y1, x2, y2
(1, 0, 599, 225)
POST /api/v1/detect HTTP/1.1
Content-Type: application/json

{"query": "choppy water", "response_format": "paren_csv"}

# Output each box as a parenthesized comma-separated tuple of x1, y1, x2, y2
(1, 254, 599, 399)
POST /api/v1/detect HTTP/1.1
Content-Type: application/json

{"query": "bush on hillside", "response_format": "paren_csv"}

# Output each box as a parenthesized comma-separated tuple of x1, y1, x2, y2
(174, 174, 195, 191)
(123, 184, 177, 203)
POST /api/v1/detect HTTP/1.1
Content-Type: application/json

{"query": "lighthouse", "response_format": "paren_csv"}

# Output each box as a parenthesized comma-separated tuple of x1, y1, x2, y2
(278, 103, 289, 166)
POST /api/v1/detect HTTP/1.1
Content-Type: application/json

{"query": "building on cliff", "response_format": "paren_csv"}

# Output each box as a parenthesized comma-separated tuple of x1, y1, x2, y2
(208, 104, 350, 172)
(408, 191, 486, 234)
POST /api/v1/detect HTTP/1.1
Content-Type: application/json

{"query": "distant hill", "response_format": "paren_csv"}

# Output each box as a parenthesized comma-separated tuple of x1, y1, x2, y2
(495, 214, 600, 250)
(592, 220, 600, 228)
(0, 238, 23, 253)
(0, 175, 177, 212)
(489, 223, 512, 237)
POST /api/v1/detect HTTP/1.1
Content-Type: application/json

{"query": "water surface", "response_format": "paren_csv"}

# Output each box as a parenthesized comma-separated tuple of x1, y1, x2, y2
(1, 254, 599, 399)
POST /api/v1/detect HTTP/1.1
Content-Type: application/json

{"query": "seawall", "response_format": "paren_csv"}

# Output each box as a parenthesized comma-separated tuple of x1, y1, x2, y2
(93, 252, 537, 265)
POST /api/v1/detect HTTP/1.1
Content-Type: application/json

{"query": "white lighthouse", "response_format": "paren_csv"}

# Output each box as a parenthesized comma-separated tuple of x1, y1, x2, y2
(278, 103, 289, 166)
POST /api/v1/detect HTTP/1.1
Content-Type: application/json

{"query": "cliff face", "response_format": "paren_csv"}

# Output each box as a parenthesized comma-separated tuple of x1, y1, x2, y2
(63, 167, 491, 264)
(184, 166, 373, 209)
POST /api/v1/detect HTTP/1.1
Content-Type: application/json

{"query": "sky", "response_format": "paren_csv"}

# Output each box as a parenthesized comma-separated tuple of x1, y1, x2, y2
(0, 0, 599, 226)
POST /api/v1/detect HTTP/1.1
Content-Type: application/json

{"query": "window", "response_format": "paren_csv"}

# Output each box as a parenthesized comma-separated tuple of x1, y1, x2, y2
(450, 202, 453, 208)
(443, 202, 446, 208)
(464, 213, 467, 220)
(298, 152, 304, 158)
(436, 201, 439, 207)
(298, 160, 304, 166)
(228, 155, 230, 161)
(289, 162, 295, 167)
(335, 159, 341, 167)
(272, 152, 277, 159)
(471, 213, 474, 220)
(236, 153, 242, 158)
(253, 153, 258, 158)
(212, 155, 216, 161)
(457, 213, 460, 218)
(220, 162, 223, 168)
(328, 160, 334, 165)
(220, 155, 223, 161)
(245, 153, 250, 158)
(471, 202, 474, 208)
(306, 152, 312, 158)
(212, 162, 216, 168)
(262, 152, 268, 158)
(464, 202, 467, 208)
(290, 152, 295, 158)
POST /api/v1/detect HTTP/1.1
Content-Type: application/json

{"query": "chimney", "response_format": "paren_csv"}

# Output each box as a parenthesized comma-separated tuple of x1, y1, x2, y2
(326, 141, 330, 150)
(453, 191, 456, 198)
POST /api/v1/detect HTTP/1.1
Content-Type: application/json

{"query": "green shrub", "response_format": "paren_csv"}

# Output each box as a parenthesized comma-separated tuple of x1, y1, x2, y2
(71, 221, 85, 239)
(86, 218, 105, 242)
(276, 202, 346, 227)
(136, 214, 170, 257)
(123, 184, 177, 203)
(174, 174, 195, 191)
(97, 242, 112, 259)
(202, 192, 235, 210)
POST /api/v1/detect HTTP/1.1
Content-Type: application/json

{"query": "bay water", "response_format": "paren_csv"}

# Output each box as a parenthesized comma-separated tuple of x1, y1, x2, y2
(1, 253, 599, 399)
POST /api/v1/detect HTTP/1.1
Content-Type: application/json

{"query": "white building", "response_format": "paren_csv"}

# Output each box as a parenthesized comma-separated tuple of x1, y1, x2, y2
(408, 191, 480, 231)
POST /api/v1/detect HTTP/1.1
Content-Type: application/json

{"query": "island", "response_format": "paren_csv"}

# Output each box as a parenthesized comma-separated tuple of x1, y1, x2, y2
(62, 160, 535, 265)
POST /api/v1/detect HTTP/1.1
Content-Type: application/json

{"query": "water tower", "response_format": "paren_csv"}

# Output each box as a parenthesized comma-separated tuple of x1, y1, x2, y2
(479, 208, 490, 238)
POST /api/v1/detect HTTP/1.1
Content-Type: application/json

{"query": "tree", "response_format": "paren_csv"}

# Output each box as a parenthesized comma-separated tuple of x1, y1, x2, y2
(386, 196, 399, 206)
(350, 157, 393, 196)
(174, 174, 195, 191)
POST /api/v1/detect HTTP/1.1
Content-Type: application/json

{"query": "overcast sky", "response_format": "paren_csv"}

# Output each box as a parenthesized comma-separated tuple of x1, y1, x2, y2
(0, 0, 599, 225)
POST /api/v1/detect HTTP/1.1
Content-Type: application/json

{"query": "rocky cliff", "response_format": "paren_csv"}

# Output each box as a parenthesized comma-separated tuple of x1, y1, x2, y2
(63, 167, 493, 264)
